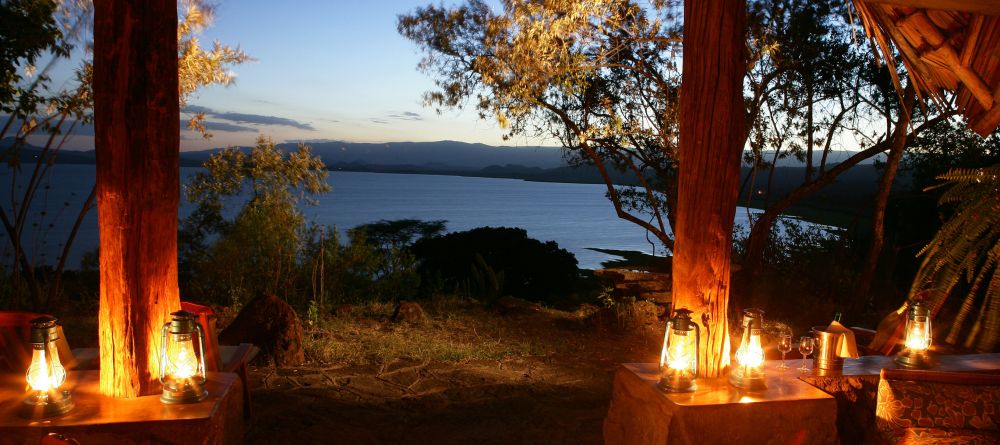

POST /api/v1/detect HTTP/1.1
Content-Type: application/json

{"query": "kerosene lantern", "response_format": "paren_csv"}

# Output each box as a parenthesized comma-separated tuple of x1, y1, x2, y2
(658, 308, 700, 392)
(20, 316, 74, 418)
(159, 310, 208, 404)
(730, 308, 767, 390)
(895, 300, 932, 368)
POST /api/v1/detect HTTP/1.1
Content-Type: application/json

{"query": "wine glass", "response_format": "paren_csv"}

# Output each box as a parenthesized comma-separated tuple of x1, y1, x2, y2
(798, 336, 815, 372)
(777, 333, 793, 370)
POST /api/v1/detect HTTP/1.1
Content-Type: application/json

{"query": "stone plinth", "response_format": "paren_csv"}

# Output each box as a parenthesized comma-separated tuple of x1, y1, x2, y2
(604, 362, 838, 445)
(0, 371, 243, 445)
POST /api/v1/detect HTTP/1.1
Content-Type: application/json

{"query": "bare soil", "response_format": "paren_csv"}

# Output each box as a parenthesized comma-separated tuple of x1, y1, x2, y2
(243, 300, 664, 445)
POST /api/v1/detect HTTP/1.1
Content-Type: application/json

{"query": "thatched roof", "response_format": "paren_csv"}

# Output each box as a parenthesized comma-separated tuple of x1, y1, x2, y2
(853, 0, 1000, 136)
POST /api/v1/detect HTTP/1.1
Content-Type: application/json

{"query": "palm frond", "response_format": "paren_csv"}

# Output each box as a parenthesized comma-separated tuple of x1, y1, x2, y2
(911, 163, 1000, 351)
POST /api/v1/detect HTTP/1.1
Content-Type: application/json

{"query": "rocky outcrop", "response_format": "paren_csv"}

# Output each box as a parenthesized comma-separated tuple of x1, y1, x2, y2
(220, 294, 304, 366)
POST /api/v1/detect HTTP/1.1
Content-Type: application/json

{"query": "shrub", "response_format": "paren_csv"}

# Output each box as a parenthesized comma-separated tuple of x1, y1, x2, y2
(412, 227, 579, 305)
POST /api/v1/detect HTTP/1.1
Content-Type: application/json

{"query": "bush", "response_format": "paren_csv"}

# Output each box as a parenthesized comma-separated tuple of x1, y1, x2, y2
(412, 227, 579, 305)
(733, 218, 865, 332)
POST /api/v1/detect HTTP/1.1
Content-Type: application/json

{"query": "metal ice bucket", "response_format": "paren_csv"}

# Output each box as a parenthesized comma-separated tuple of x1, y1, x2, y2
(810, 326, 844, 371)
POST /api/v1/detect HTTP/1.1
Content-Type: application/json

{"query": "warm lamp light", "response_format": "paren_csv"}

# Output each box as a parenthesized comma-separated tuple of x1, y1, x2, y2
(658, 308, 699, 392)
(895, 301, 932, 368)
(729, 308, 767, 390)
(20, 316, 73, 418)
(159, 310, 208, 404)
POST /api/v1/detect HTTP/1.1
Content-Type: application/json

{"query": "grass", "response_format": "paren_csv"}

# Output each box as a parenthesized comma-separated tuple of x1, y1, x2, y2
(301, 298, 589, 366)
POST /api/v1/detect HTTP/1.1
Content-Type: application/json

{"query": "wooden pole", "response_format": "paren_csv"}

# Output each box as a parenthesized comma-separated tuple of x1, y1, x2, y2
(672, 0, 747, 377)
(93, 0, 181, 397)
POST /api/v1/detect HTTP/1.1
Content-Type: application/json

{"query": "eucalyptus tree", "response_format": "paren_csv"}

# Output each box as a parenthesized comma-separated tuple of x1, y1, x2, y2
(0, 0, 250, 309)
(738, 0, 955, 311)
(399, 0, 683, 251)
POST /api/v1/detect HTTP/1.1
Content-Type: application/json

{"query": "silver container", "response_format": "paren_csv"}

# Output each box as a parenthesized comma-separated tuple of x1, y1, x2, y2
(810, 326, 844, 371)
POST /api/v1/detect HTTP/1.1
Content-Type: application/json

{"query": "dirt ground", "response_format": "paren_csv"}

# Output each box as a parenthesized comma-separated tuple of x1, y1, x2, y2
(243, 301, 664, 445)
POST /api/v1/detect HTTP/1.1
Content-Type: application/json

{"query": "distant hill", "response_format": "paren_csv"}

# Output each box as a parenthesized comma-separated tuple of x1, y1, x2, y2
(5, 137, 897, 225)
(180, 140, 568, 170)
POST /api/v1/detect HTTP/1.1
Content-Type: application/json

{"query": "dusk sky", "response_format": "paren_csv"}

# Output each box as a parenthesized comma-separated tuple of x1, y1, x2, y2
(176, 0, 531, 151)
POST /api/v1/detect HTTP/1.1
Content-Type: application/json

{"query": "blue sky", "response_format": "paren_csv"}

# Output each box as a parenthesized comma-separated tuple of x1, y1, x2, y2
(176, 0, 532, 151)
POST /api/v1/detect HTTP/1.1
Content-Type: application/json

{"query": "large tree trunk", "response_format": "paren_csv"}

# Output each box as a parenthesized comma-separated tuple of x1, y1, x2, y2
(853, 86, 915, 315)
(93, 0, 181, 398)
(672, 0, 747, 378)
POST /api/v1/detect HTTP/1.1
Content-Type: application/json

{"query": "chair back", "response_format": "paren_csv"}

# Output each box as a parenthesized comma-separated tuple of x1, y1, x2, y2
(180, 301, 222, 372)
(0, 312, 45, 372)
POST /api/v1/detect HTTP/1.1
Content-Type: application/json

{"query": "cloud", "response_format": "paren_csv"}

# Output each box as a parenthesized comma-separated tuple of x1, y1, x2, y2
(182, 105, 315, 131)
(293, 138, 342, 144)
(195, 120, 259, 133)
(370, 118, 390, 125)
(183, 105, 213, 114)
(387, 111, 423, 121)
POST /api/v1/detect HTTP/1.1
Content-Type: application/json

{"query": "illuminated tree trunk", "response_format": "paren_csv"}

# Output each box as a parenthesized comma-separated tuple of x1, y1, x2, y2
(93, 0, 181, 398)
(672, 0, 747, 378)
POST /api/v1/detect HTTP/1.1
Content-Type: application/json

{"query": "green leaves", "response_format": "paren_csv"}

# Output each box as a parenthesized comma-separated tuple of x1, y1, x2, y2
(912, 164, 1000, 351)
(180, 136, 331, 304)
(399, 0, 682, 248)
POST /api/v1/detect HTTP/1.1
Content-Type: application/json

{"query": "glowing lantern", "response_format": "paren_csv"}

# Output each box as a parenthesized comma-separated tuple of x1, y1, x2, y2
(658, 308, 700, 392)
(20, 316, 73, 418)
(159, 310, 208, 404)
(895, 301, 932, 368)
(729, 308, 766, 390)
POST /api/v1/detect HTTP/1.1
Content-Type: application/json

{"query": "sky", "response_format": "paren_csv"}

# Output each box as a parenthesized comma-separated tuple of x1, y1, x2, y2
(175, 0, 531, 151)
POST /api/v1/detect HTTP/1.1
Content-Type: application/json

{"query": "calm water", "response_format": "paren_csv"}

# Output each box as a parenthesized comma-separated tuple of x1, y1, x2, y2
(2, 164, 777, 270)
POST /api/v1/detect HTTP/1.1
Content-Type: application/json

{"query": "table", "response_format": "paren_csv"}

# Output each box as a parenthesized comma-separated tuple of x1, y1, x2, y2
(798, 352, 1000, 444)
(603, 361, 838, 445)
(0, 371, 244, 445)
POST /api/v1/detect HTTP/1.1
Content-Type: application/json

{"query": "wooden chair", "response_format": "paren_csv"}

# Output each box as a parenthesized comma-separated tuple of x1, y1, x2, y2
(875, 368, 1000, 444)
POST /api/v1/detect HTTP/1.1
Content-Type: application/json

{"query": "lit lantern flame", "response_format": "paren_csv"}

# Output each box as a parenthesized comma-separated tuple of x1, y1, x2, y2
(166, 335, 199, 380)
(730, 308, 767, 390)
(667, 341, 692, 371)
(26, 348, 66, 393)
(658, 308, 699, 392)
(21, 316, 73, 418)
(895, 300, 933, 368)
(904, 318, 931, 351)
(159, 310, 208, 404)
(735, 333, 765, 369)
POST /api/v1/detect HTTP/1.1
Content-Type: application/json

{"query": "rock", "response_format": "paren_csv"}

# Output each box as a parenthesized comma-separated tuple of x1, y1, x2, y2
(220, 294, 305, 366)
(391, 301, 425, 324)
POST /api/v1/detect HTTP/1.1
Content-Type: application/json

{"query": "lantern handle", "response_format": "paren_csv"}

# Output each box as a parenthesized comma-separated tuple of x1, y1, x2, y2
(692, 322, 700, 377)
(659, 319, 674, 371)
(195, 323, 207, 382)
(158, 323, 170, 384)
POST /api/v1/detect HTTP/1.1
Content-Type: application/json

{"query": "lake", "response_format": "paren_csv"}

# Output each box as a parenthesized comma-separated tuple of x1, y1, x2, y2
(2, 164, 784, 270)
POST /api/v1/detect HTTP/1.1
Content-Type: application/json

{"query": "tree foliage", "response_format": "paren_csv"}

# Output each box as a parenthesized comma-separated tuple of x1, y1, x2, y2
(399, 0, 682, 250)
(911, 164, 1000, 351)
(412, 226, 579, 305)
(180, 136, 330, 304)
(1, 0, 250, 310)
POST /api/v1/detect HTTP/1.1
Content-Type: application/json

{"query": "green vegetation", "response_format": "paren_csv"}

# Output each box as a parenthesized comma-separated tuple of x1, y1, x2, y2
(178, 146, 591, 312)
(413, 227, 582, 306)
(911, 164, 1000, 351)
(180, 136, 330, 306)
(1, 0, 249, 310)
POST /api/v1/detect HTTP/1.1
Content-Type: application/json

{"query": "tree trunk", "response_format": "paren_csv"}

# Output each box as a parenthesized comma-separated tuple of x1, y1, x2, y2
(93, 0, 181, 398)
(672, 0, 746, 378)
(853, 86, 915, 315)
